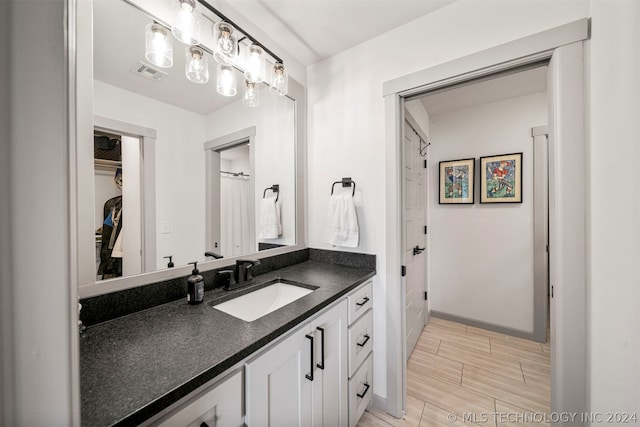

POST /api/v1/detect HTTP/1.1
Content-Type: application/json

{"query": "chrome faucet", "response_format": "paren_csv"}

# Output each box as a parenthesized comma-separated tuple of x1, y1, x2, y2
(219, 259, 261, 291)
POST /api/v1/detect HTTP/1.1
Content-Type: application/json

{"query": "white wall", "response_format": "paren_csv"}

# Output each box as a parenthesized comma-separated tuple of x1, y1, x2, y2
(588, 0, 640, 415)
(205, 92, 296, 247)
(6, 0, 74, 424)
(428, 92, 547, 333)
(307, 0, 588, 401)
(94, 80, 207, 270)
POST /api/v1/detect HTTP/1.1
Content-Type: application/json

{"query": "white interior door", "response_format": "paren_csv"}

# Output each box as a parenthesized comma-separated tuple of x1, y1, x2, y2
(403, 120, 427, 359)
(121, 135, 143, 276)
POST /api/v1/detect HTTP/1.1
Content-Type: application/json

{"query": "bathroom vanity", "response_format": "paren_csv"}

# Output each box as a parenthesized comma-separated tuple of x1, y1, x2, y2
(80, 250, 375, 426)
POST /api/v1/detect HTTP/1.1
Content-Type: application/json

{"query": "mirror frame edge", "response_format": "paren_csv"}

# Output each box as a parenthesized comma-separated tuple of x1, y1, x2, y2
(74, 0, 307, 299)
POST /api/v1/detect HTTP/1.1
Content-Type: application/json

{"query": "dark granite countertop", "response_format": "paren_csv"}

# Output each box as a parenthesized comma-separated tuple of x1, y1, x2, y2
(80, 260, 375, 426)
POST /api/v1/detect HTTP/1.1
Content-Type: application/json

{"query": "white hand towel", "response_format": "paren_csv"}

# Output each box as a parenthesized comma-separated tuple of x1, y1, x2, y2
(324, 192, 359, 247)
(259, 197, 282, 239)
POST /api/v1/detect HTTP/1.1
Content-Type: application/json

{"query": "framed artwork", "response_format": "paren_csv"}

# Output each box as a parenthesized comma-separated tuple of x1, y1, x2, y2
(439, 158, 475, 204)
(480, 152, 523, 203)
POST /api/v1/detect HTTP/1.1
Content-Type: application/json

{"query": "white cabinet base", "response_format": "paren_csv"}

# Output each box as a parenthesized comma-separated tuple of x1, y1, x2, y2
(348, 354, 373, 427)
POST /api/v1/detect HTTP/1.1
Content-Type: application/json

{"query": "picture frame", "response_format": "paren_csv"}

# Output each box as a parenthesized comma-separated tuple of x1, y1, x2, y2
(439, 158, 475, 204)
(479, 152, 523, 203)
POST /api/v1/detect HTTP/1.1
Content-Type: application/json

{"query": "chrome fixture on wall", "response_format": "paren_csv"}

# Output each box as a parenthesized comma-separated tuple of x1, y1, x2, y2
(141, 0, 288, 105)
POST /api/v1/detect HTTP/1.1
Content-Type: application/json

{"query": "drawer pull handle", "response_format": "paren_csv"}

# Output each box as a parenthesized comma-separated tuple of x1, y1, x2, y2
(357, 382, 370, 399)
(357, 334, 370, 347)
(316, 327, 325, 370)
(305, 334, 314, 381)
(356, 296, 370, 307)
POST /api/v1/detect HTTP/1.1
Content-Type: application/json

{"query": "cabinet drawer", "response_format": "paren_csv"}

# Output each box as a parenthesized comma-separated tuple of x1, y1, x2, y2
(348, 354, 373, 427)
(347, 281, 372, 325)
(153, 370, 243, 427)
(348, 309, 372, 378)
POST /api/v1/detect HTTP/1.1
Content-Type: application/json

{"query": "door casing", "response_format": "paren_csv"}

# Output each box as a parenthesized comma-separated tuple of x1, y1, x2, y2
(383, 18, 589, 422)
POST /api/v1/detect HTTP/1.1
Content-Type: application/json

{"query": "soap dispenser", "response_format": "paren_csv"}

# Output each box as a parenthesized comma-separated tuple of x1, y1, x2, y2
(186, 261, 204, 304)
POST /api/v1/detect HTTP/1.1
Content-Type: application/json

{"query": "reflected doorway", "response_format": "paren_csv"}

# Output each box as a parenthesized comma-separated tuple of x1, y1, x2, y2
(205, 127, 256, 259)
(93, 125, 150, 281)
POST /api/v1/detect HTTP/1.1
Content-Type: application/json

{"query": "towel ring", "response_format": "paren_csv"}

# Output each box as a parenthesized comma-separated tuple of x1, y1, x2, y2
(331, 178, 356, 197)
(263, 184, 279, 202)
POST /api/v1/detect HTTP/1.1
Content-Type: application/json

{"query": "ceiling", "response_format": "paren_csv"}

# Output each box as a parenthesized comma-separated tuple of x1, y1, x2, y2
(224, 0, 457, 65)
(413, 66, 548, 115)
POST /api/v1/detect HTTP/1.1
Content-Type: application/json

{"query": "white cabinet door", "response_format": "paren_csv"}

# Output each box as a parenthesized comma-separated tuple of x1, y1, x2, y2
(311, 301, 348, 427)
(153, 370, 243, 427)
(245, 325, 313, 427)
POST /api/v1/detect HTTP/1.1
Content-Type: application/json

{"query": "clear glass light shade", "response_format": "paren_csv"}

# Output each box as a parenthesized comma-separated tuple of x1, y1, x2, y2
(217, 64, 237, 97)
(243, 80, 260, 107)
(185, 47, 209, 84)
(213, 22, 238, 64)
(171, 0, 201, 45)
(270, 62, 288, 96)
(244, 45, 265, 83)
(145, 23, 173, 68)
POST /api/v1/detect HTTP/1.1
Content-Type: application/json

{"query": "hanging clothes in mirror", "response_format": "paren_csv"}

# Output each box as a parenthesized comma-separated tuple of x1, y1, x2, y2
(97, 168, 123, 279)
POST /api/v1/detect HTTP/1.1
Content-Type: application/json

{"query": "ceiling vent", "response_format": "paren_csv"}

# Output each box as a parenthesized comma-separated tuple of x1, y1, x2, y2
(130, 62, 168, 82)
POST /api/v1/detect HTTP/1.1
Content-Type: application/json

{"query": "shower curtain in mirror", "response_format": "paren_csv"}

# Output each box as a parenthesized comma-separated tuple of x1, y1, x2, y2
(220, 174, 252, 257)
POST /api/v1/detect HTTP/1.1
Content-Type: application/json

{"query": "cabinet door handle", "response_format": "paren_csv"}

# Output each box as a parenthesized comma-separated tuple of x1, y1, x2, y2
(316, 327, 325, 370)
(356, 296, 370, 307)
(357, 334, 370, 347)
(357, 382, 370, 399)
(305, 334, 314, 381)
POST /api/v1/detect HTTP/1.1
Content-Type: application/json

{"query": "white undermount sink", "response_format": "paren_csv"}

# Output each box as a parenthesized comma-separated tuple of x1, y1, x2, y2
(212, 280, 315, 322)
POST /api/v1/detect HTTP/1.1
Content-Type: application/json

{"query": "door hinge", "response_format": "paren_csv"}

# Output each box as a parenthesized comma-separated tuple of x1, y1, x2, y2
(424, 291, 428, 300)
(546, 244, 549, 253)
(423, 159, 427, 169)
(551, 285, 554, 298)
(401, 265, 406, 277)
(424, 226, 427, 235)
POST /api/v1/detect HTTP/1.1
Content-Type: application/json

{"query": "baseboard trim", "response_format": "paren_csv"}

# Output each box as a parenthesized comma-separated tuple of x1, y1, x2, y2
(372, 393, 386, 412)
(430, 310, 542, 342)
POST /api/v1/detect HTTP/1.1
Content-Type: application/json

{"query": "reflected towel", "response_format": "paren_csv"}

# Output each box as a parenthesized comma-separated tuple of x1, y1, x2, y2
(324, 192, 359, 247)
(259, 197, 282, 239)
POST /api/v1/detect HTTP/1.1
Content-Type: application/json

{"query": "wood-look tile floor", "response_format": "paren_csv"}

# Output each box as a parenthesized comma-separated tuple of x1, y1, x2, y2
(357, 318, 550, 427)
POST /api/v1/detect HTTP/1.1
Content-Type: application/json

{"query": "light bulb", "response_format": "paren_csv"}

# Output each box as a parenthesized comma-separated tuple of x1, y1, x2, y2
(145, 23, 173, 68)
(244, 45, 265, 83)
(270, 62, 288, 96)
(171, 0, 201, 45)
(185, 47, 209, 84)
(217, 63, 237, 97)
(213, 22, 238, 64)
(243, 80, 260, 107)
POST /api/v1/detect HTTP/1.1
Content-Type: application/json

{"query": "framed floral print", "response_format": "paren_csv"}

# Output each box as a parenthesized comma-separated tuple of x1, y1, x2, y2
(480, 152, 523, 203)
(439, 158, 475, 204)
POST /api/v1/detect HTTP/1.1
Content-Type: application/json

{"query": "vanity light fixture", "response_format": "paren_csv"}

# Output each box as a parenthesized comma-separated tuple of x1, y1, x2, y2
(185, 47, 209, 83)
(270, 62, 288, 96)
(141, 0, 287, 104)
(217, 63, 237, 97)
(242, 80, 260, 107)
(145, 23, 173, 68)
(244, 44, 265, 84)
(213, 22, 238, 64)
(171, 0, 201, 45)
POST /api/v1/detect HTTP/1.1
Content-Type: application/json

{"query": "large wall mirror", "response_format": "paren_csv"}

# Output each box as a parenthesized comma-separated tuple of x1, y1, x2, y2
(76, 0, 306, 297)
